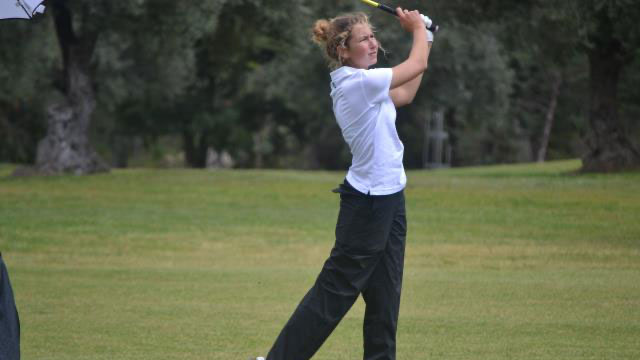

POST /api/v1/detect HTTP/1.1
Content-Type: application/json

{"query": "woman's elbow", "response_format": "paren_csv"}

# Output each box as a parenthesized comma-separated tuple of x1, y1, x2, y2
(417, 56, 428, 72)
(396, 96, 414, 107)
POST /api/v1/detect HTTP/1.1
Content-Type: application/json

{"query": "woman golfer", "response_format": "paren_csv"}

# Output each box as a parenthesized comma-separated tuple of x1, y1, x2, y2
(253, 7, 432, 360)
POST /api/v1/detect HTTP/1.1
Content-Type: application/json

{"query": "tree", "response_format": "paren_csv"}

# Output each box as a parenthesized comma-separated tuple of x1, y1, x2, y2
(575, 0, 640, 172)
(0, 18, 56, 164)
(94, 0, 224, 168)
(3, 0, 638, 171)
(495, 1, 582, 163)
(30, 0, 225, 174)
(203, 0, 357, 169)
(36, 0, 110, 174)
(176, 0, 303, 167)
(436, 0, 640, 171)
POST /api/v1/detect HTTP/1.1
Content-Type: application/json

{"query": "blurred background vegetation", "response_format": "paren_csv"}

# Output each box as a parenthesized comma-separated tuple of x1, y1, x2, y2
(1, 0, 639, 172)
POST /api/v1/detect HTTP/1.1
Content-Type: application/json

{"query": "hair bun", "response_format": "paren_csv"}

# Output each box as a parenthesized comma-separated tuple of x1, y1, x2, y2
(312, 19, 330, 44)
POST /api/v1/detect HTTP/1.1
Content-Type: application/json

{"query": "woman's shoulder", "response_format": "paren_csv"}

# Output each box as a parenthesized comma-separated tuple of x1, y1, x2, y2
(331, 66, 358, 80)
(332, 66, 391, 85)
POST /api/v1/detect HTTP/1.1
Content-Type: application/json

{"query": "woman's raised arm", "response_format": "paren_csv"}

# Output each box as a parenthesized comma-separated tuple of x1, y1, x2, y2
(390, 8, 429, 90)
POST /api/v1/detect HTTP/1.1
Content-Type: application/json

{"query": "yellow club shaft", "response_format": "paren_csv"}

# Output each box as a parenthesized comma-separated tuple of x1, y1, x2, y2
(360, 0, 381, 7)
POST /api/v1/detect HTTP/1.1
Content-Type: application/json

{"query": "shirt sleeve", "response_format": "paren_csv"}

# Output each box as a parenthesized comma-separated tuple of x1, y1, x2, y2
(359, 68, 392, 105)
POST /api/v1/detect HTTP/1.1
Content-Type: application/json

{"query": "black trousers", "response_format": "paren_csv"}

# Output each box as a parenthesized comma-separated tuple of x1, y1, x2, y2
(266, 181, 407, 360)
(0, 253, 20, 360)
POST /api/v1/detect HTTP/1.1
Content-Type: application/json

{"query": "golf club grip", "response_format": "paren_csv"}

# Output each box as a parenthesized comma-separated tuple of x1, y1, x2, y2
(374, 2, 439, 33)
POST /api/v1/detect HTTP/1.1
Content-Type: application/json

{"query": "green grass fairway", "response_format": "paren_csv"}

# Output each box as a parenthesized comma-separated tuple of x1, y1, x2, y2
(1, 160, 639, 359)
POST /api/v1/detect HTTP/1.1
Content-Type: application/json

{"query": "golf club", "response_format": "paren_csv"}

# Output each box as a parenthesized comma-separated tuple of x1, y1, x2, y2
(360, 0, 439, 33)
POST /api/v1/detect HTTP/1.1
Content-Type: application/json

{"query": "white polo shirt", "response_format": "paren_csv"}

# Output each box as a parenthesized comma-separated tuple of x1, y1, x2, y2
(330, 66, 406, 195)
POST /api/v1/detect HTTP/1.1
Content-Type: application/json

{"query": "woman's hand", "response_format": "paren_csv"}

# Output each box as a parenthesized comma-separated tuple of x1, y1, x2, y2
(396, 7, 425, 33)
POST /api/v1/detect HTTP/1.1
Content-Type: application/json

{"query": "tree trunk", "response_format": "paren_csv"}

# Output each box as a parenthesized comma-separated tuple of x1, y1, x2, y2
(580, 10, 640, 172)
(36, 1, 109, 175)
(183, 128, 197, 167)
(253, 117, 274, 169)
(182, 128, 209, 168)
(537, 71, 562, 162)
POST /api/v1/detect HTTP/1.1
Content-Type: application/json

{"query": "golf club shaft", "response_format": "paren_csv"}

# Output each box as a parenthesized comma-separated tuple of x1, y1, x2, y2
(360, 0, 439, 33)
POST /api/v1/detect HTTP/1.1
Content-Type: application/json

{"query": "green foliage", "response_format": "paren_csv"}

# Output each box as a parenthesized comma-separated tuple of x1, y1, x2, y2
(619, 54, 640, 138)
(92, 0, 225, 109)
(0, 17, 58, 162)
(169, 0, 311, 167)
(565, 0, 640, 51)
(1, 0, 639, 168)
(0, 19, 57, 102)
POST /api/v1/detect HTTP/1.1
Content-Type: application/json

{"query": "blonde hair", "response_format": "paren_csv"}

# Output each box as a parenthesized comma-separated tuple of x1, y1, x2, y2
(312, 12, 381, 69)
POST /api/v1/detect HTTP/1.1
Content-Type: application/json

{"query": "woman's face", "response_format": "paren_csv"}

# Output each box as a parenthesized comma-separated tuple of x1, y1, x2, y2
(341, 23, 378, 69)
